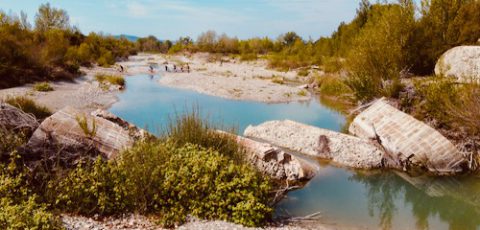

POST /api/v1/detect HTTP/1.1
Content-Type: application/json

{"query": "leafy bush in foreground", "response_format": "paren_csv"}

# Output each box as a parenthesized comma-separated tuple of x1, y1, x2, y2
(50, 142, 273, 227)
(0, 155, 62, 230)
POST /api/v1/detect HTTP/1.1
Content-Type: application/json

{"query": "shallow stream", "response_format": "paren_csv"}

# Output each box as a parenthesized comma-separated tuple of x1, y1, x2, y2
(109, 74, 480, 230)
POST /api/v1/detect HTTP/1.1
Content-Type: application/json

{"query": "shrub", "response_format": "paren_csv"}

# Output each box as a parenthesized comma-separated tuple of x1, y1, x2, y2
(297, 69, 309, 77)
(33, 82, 54, 92)
(271, 76, 285, 85)
(0, 197, 62, 230)
(412, 76, 458, 125)
(297, 90, 307, 97)
(51, 142, 273, 227)
(95, 74, 125, 87)
(344, 72, 383, 102)
(317, 74, 352, 98)
(0, 155, 62, 230)
(3, 96, 52, 120)
(239, 53, 257, 61)
(0, 130, 27, 158)
(447, 83, 480, 135)
(322, 57, 344, 73)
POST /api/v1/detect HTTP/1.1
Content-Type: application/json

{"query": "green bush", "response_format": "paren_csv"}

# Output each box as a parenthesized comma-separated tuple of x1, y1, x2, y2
(322, 57, 344, 73)
(0, 130, 27, 157)
(4, 96, 52, 120)
(413, 76, 458, 125)
(0, 156, 62, 230)
(239, 53, 257, 61)
(271, 76, 285, 85)
(0, 197, 62, 230)
(297, 90, 308, 97)
(33, 82, 54, 92)
(51, 142, 273, 227)
(317, 74, 352, 97)
(297, 69, 309, 77)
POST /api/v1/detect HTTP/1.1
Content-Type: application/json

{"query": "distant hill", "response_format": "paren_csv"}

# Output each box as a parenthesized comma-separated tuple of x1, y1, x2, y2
(115, 34, 140, 42)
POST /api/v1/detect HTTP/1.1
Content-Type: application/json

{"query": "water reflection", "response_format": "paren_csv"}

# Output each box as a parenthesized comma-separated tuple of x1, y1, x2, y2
(351, 171, 480, 230)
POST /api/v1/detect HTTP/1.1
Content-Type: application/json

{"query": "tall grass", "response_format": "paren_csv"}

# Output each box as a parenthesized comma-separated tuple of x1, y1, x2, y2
(3, 96, 52, 120)
(95, 74, 125, 87)
(165, 109, 244, 163)
(33, 82, 54, 92)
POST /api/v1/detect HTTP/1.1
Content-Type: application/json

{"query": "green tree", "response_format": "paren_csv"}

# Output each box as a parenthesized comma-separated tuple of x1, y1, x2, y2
(34, 3, 70, 32)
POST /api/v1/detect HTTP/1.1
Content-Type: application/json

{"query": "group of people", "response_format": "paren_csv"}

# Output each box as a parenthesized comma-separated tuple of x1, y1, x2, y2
(117, 63, 191, 74)
(164, 63, 190, 73)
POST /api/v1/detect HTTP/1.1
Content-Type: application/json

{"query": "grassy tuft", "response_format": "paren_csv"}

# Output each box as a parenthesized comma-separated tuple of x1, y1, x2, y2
(95, 74, 125, 87)
(297, 90, 308, 97)
(3, 96, 52, 120)
(165, 109, 244, 163)
(271, 75, 285, 85)
(75, 115, 97, 138)
(297, 69, 309, 77)
(33, 82, 54, 92)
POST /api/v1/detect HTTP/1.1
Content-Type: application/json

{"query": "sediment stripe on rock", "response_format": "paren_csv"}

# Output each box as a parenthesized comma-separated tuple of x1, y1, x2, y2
(349, 98, 466, 174)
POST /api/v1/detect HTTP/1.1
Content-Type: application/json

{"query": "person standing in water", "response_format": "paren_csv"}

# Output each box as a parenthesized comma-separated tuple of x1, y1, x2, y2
(173, 64, 177, 72)
(149, 65, 154, 73)
(119, 65, 124, 72)
(187, 64, 190, 73)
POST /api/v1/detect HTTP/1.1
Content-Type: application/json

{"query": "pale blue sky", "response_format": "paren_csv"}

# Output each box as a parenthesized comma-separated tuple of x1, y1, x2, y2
(0, 0, 362, 40)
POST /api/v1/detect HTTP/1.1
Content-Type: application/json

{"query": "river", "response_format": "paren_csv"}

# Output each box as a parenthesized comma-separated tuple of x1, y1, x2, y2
(109, 74, 480, 230)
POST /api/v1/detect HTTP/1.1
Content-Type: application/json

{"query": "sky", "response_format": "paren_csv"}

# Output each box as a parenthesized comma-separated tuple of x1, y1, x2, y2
(0, 0, 362, 40)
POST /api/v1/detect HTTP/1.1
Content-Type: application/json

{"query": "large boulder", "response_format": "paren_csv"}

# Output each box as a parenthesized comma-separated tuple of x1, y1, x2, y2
(0, 103, 39, 134)
(349, 98, 466, 175)
(244, 120, 384, 169)
(25, 107, 149, 164)
(233, 134, 316, 181)
(435, 46, 480, 82)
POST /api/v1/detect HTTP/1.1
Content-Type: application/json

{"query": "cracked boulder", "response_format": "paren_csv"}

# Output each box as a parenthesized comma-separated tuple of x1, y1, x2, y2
(349, 98, 466, 175)
(24, 107, 150, 166)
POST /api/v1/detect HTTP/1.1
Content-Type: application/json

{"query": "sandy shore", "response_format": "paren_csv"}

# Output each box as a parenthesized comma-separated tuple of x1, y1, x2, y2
(61, 214, 340, 230)
(0, 67, 124, 113)
(157, 53, 311, 103)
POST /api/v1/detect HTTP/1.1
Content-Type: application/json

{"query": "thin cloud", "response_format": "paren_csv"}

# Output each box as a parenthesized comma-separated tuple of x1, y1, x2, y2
(127, 2, 149, 18)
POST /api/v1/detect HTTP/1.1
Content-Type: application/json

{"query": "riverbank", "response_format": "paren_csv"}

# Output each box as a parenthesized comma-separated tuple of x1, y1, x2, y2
(0, 67, 120, 113)
(119, 53, 313, 103)
(0, 53, 315, 113)
(156, 53, 312, 103)
(61, 214, 341, 230)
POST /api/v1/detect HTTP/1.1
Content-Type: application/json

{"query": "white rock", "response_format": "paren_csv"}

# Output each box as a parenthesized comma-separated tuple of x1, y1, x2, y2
(244, 120, 384, 169)
(435, 46, 480, 82)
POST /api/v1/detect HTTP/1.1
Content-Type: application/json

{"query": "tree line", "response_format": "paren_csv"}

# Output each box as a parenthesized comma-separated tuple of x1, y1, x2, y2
(2, 1, 479, 91)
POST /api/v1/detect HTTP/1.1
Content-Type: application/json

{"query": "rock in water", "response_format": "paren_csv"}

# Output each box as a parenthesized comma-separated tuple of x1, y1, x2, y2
(0, 103, 39, 135)
(435, 46, 480, 82)
(349, 98, 466, 175)
(233, 134, 316, 181)
(25, 106, 148, 165)
(244, 120, 384, 169)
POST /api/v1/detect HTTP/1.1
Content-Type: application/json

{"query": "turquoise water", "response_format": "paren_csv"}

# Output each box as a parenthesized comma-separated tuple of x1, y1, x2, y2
(109, 74, 480, 230)
(109, 75, 345, 134)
